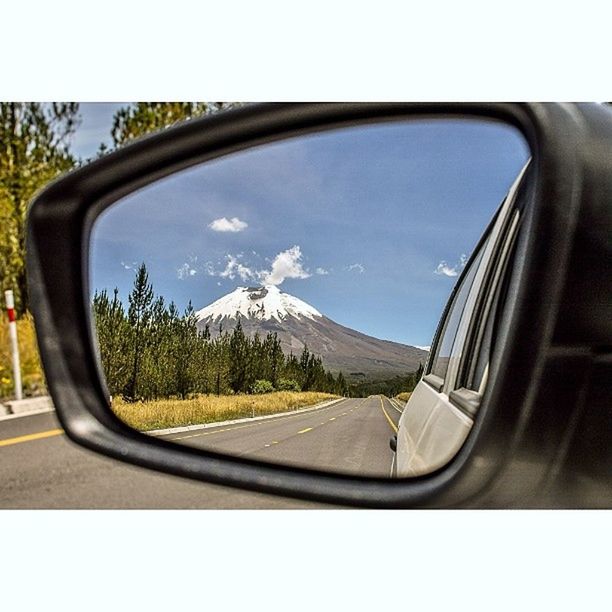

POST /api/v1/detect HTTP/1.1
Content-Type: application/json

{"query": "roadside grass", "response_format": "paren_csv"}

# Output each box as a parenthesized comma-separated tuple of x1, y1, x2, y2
(394, 392, 412, 403)
(112, 391, 339, 431)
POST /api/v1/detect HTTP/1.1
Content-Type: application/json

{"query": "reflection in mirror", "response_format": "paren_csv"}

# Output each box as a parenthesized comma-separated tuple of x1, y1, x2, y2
(90, 118, 530, 478)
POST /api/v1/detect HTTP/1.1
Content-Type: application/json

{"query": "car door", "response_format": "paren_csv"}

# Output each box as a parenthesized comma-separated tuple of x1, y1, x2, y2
(395, 163, 528, 478)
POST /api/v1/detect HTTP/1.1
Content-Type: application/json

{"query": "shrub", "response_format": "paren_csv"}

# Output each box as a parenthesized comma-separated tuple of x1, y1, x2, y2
(276, 378, 301, 392)
(251, 379, 275, 394)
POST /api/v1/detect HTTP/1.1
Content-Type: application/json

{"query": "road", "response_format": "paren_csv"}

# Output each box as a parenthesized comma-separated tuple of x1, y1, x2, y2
(0, 396, 401, 508)
(161, 396, 401, 476)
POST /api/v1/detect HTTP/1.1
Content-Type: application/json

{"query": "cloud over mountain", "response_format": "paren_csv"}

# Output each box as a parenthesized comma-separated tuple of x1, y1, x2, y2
(264, 246, 311, 286)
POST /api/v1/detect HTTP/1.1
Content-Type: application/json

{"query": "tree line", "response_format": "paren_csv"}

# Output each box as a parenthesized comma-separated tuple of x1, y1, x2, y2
(93, 264, 349, 401)
(346, 365, 423, 399)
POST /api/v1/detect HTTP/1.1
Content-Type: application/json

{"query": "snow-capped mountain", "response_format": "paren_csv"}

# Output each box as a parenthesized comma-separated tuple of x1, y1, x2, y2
(195, 286, 428, 379)
(195, 285, 321, 323)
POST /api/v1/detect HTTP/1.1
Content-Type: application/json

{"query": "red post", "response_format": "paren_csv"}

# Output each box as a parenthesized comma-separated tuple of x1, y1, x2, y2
(4, 290, 22, 401)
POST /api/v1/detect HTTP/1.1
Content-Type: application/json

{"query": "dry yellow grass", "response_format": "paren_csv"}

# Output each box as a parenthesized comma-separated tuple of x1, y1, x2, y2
(394, 392, 412, 403)
(112, 391, 339, 431)
(0, 314, 46, 399)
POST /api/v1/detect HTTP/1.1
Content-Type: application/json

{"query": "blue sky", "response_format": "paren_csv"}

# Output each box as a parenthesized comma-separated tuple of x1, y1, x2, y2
(84, 106, 529, 347)
(71, 103, 125, 159)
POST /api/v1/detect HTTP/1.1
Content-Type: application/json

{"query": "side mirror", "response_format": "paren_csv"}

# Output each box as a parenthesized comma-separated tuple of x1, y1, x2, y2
(27, 103, 612, 507)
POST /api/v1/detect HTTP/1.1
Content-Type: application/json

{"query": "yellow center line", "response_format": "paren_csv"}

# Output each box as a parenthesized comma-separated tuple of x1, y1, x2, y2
(256, 398, 364, 449)
(0, 428, 64, 448)
(379, 396, 398, 433)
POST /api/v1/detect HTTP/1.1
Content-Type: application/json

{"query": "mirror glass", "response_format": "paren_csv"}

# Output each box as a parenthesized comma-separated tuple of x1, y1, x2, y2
(90, 117, 530, 478)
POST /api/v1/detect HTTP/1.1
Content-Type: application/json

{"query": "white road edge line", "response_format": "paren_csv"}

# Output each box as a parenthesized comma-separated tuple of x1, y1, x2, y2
(148, 398, 348, 437)
(387, 398, 404, 414)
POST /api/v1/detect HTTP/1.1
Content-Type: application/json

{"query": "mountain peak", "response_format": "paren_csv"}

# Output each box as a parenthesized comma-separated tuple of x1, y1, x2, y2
(195, 285, 322, 323)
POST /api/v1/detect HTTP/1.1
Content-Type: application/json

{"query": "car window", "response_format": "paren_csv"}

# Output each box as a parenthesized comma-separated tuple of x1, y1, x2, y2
(467, 210, 521, 393)
(429, 237, 489, 381)
(438, 166, 528, 397)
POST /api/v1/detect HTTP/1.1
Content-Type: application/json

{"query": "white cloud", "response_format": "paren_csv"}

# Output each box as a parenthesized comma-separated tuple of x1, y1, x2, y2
(434, 253, 467, 278)
(434, 261, 458, 277)
(187, 246, 316, 287)
(208, 217, 248, 232)
(264, 246, 311, 286)
(347, 263, 365, 273)
(121, 261, 138, 271)
(177, 263, 198, 280)
(177, 256, 200, 280)
(219, 254, 261, 282)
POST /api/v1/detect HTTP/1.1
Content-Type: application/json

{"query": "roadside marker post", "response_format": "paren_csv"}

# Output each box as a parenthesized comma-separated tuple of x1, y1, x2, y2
(4, 290, 23, 401)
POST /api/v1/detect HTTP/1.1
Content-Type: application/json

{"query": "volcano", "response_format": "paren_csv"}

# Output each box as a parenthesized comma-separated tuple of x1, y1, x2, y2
(195, 285, 428, 380)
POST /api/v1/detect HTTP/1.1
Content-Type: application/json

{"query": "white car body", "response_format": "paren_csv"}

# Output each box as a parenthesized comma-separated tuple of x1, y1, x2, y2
(395, 163, 528, 478)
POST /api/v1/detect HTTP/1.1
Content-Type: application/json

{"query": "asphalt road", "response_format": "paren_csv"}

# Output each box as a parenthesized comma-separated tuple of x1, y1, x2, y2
(0, 396, 401, 508)
(162, 396, 401, 476)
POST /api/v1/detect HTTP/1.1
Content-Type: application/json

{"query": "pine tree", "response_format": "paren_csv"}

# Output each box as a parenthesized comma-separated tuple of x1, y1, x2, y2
(268, 333, 284, 388)
(145, 295, 170, 398)
(195, 324, 213, 395)
(336, 372, 348, 396)
(124, 263, 154, 400)
(92, 288, 129, 396)
(212, 333, 230, 396)
(176, 301, 198, 399)
(229, 318, 249, 393)
(282, 353, 302, 390)
(299, 345, 311, 390)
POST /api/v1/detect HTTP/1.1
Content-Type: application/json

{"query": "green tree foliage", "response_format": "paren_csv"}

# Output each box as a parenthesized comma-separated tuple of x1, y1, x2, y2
(111, 102, 242, 148)
(92, 263, 345, 401)
(0, 103, 79, 314)
(92, 288, 130, 394)
(125, 263, 154, 400)
(228, 318, 250, 393)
